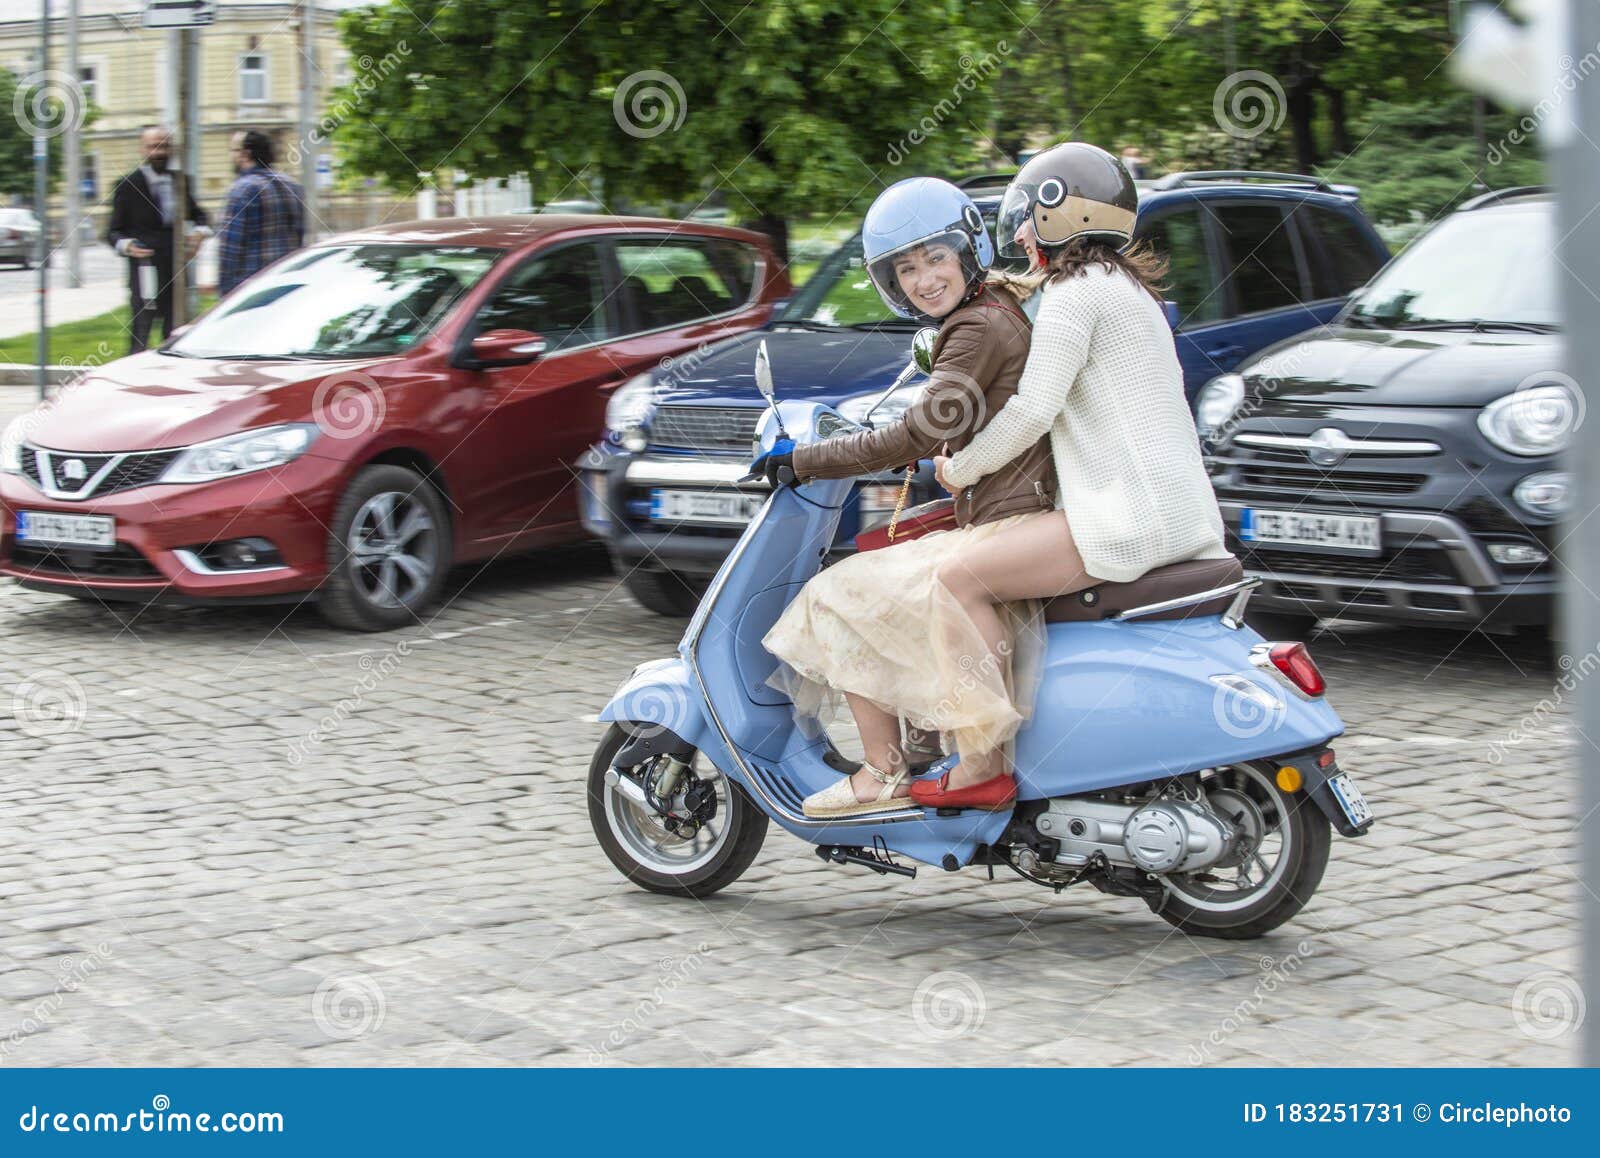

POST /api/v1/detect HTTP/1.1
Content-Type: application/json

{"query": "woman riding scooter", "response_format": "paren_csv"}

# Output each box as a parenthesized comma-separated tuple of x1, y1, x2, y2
(757, 176, 1056, 819)
(924, 142, 1234, 803)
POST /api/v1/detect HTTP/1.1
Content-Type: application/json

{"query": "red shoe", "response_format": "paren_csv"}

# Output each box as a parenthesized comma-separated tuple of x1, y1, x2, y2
(909, 771, 1017, 811)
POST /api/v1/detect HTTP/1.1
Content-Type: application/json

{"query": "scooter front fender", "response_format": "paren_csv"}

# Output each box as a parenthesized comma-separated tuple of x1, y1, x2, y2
(598, 656, 719, 755)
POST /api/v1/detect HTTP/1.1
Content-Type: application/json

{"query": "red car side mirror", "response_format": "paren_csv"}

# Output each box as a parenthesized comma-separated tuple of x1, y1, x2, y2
(467, 328, 547, 368)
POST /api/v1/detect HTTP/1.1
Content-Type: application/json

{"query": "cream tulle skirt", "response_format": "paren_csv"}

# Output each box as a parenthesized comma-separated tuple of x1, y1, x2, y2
(762, 513, 1046, 760)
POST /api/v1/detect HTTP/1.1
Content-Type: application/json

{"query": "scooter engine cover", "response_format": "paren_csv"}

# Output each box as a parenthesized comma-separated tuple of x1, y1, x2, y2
(1123, 803, 1190, 873)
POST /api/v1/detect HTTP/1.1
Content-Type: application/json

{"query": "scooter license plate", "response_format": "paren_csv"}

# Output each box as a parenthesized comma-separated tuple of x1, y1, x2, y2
(1327, 772, 1372, 828)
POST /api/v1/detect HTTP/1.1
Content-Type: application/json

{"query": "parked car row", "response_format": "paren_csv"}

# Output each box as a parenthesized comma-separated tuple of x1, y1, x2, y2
(0, 175, 1564, 638)
(0, 214, 790, 630)
(1200, 186, 1563, 636)
(577, 170, 1389, 615)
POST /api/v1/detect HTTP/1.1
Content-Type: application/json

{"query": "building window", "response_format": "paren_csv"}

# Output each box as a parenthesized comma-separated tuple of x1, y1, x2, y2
(77, 63, 97, 105)
(240, 53, 268, 103)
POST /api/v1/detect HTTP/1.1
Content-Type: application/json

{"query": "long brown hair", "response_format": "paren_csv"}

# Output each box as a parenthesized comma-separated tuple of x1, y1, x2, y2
(1042, 237, 1168, 303)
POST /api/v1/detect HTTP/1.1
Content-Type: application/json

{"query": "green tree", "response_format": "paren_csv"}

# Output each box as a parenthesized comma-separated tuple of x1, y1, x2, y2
(0, 67, 85, 199)
(1315, 92, 1545, 229)
(334, 0, 1016, 262)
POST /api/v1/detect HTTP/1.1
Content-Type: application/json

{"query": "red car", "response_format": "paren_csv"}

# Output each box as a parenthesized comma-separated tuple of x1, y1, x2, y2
(0, 216, 789, 629)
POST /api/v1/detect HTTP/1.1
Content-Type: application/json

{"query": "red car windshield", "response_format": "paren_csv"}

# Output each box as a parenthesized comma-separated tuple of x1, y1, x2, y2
(169, 244, 503, 360)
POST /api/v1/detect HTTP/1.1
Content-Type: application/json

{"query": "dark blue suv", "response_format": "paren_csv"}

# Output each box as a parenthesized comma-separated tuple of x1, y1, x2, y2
(577, 171, 1390, 615)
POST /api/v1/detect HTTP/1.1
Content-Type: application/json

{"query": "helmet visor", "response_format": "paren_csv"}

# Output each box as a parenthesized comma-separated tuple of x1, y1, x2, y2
(995, 183, 1039, 260)
(864, 229, 983, 320)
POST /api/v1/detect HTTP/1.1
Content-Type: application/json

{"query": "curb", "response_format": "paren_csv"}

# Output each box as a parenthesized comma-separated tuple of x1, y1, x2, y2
(0, 364, 81, 387)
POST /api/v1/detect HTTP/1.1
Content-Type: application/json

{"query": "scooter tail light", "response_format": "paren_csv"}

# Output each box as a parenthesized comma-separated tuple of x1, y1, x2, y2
(1268, 641, 1325, 697)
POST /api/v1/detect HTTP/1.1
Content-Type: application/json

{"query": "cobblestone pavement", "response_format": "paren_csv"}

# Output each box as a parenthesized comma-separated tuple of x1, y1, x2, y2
(0, 548, 1582, 1067)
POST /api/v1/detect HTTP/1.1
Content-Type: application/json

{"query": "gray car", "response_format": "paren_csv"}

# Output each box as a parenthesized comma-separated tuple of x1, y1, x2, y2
(0, 208, 42, 268)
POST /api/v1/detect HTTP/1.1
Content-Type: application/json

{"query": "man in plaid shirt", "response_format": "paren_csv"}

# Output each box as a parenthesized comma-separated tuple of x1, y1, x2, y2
(218, 130, 306, 295)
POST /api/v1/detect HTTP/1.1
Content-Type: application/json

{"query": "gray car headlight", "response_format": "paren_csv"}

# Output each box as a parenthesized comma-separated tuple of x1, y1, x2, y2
(160, 424, 319, 484)
(1195, 373, 1246, 440)
(1478, 385, 1580, 457)
(605, 373, 656, 435)
(837, 383, 924, 427)
(0, 420, 26, 473)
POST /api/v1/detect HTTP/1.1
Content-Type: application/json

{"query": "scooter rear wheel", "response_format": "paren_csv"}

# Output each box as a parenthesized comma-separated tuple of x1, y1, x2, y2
(1147, 760, 1331, 940)
(587, 723, 768, 898)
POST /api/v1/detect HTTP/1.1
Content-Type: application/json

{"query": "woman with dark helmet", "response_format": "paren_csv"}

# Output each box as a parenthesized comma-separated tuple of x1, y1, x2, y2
(758, 176, 1057, 819)
(919, 141, 1232, 808)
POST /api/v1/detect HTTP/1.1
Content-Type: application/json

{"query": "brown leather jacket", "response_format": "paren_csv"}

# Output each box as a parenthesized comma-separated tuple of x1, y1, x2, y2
(792, 286, 1055, 528)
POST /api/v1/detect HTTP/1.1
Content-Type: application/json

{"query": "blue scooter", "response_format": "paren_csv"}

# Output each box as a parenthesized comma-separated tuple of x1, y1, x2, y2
(588, 339, 1373, 938)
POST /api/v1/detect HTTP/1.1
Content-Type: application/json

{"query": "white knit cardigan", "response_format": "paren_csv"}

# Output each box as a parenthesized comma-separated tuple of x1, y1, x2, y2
(941, 264, 1229, 584)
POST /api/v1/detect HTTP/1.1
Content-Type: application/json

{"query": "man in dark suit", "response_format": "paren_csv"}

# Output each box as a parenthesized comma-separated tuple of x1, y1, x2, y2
(106, 126, 211, 353)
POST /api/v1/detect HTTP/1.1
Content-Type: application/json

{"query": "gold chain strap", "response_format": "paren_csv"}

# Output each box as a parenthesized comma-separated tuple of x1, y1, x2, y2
(885, 463, 916, 543)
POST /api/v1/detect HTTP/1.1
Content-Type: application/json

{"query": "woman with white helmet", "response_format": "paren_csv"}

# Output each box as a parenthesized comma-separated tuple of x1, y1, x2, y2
(758, 175, 1057, 818)
(924, 142, 1232, 804)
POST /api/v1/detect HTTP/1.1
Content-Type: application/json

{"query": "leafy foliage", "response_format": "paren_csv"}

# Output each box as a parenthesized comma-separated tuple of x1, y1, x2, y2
(333, 0, 1014, 259)
(1315, 93, 1546, 228)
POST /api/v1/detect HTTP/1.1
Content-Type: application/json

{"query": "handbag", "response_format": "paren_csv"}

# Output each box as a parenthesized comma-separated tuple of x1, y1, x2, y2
(854, 493, 958, 552)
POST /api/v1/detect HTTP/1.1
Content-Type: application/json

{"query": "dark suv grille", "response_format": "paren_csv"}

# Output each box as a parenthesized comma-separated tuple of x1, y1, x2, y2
(651, 406, 759, 453)
(1234, 542, 1457, 584)
(1236, 462, 1426, 498)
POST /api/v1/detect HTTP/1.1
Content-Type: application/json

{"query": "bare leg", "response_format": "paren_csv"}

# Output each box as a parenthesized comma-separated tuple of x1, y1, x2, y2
(934, 510, 1098, 788)
(841, 692, 910, 802)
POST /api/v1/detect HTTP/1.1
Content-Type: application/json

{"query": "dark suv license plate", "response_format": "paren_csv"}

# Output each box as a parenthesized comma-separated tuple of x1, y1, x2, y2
(1240, 507, 1381, 556)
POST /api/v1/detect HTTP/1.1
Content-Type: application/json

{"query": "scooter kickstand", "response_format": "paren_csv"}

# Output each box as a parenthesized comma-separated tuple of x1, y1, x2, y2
(814, 840, 917, 879)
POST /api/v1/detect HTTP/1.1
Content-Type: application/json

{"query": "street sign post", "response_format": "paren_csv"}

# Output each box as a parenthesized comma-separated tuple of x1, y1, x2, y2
(142, 1, 215, 30)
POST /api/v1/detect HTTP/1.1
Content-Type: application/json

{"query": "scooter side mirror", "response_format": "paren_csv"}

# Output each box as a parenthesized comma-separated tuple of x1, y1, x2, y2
(912, 327, 938, 374)
(754, 339, 775, 404)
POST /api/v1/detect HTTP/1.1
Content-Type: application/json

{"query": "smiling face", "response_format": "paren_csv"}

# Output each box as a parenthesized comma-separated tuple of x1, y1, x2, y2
(1013, 218, 1042, 269)
(893, 241, 966, 319)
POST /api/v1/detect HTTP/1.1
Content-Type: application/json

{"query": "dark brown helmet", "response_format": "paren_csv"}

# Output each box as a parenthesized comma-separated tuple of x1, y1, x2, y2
(996, 142, 1138, 259)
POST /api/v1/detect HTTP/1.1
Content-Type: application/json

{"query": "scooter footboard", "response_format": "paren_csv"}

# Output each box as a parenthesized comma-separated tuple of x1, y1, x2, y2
(1014, 618, 1344, 799)
(598, 657, 719, 756)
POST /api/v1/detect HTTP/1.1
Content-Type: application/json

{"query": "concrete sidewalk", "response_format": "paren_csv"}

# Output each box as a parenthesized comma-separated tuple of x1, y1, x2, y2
(0, 280, 126, 342)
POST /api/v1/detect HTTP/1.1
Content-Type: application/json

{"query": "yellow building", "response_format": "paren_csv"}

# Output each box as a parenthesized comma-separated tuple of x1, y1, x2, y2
(1, 0, 354, 226)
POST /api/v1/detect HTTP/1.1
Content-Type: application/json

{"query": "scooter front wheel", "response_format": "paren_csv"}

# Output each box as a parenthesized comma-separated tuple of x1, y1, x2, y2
(1147, 760, 1332, 940)
(587, 723, 768, 898)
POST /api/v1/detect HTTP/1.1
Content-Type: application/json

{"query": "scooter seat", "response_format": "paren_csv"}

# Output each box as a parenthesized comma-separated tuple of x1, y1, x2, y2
(1043, 556, 1245, 623)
